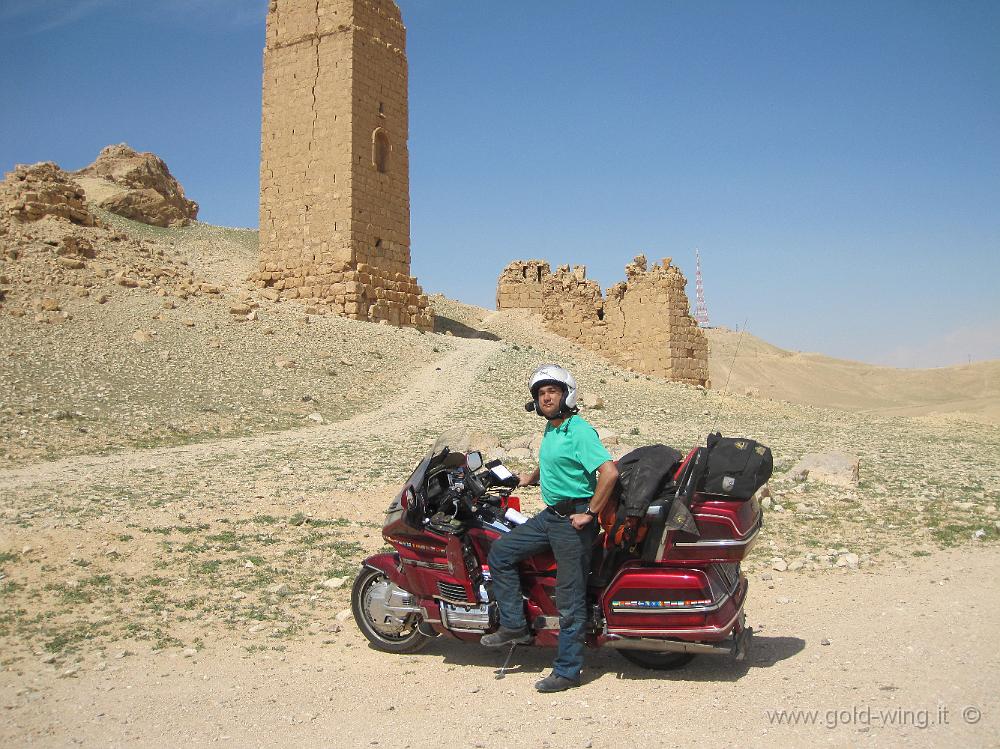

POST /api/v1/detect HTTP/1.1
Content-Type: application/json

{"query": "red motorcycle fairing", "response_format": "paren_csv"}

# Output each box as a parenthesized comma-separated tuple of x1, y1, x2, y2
(464, 527, 558, 575)
(360, 551, 406, 586)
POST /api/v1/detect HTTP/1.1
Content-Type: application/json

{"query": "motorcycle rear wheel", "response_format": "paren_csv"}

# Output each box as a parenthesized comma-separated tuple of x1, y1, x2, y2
(351, 567, 430, 654)
(617, 649, 696, 670)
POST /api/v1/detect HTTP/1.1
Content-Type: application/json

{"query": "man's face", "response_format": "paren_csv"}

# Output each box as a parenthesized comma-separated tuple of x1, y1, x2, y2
(537, 384, 564, 418)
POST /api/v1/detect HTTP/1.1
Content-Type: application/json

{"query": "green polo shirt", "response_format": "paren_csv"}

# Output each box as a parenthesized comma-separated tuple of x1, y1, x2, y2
(538, 415, 612, 506)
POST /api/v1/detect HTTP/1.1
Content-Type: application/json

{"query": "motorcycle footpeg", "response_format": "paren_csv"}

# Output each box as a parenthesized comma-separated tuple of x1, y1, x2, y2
(481, 626, 533, 649)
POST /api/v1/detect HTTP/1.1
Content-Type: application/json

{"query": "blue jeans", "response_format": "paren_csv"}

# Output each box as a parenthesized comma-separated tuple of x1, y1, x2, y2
(487, 503, 598, 680)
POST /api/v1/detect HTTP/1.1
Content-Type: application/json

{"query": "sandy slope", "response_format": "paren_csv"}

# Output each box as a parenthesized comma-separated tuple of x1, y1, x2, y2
(707, 327, 1000, 423)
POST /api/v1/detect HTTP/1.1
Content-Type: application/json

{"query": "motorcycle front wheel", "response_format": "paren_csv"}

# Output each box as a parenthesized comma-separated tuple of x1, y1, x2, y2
(617, 649, 695, 671)
(351, 567, 431, 654)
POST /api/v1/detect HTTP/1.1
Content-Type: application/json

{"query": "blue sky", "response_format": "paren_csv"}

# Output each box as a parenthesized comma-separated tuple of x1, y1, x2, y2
(2, 1, 998, 368)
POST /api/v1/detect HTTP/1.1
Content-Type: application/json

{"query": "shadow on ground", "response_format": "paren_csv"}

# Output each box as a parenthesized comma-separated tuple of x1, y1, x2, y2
(363, 634, 806, 684)
(433, 315, 500, 341)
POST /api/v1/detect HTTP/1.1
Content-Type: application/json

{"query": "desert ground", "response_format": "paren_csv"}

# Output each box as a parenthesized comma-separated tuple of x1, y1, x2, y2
(2, 209, 999, 747)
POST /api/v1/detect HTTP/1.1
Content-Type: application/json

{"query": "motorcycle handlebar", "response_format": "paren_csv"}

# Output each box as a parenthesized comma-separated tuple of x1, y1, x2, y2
(465, 472, 486, 497)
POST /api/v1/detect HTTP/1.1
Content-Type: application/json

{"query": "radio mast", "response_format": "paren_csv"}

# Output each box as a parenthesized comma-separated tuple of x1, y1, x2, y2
(694, 249, 710, 327)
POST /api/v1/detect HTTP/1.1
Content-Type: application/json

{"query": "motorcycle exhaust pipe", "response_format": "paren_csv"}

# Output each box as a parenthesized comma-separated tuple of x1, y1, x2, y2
(603, 630, 752, 659)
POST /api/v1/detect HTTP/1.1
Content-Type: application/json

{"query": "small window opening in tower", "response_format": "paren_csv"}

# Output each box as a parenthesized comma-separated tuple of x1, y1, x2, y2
(375, 238, 383, 251)
(378, 101, 385, 117)
(372, 128, 390, 173)
(535, 267, 542, 283)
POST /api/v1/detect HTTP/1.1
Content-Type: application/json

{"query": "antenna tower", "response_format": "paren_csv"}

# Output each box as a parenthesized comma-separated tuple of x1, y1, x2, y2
(694, 249, 710, 327)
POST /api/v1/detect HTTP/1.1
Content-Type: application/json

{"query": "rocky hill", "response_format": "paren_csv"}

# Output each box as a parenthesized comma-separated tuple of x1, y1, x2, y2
(74, 143, 198, 227)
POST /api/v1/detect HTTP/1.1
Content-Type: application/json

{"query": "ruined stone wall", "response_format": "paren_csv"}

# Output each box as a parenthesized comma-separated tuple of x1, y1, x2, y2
(495, 260, 551, 311)
(256, 0, 432, 330)
(496, 255, 710, 386)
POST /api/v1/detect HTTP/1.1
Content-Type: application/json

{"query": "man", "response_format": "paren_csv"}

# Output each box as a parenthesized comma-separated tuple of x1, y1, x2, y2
(481, 364, 619, 692)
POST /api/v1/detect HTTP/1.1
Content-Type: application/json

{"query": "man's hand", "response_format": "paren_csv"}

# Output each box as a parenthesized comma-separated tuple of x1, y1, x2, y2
(517, 467, 540, 488)
(568, 461, 619, 531)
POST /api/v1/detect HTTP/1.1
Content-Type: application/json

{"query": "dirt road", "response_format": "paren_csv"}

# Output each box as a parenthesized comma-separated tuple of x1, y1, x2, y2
(3, 546, 998, 748)
(0, 337, 497, 492)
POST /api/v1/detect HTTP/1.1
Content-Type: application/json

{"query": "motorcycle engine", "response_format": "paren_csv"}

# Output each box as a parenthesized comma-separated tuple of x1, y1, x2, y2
(439, 601, 496, 632)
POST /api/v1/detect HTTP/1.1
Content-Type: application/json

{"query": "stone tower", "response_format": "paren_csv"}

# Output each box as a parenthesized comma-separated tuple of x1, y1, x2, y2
(256, 0, 433, 330)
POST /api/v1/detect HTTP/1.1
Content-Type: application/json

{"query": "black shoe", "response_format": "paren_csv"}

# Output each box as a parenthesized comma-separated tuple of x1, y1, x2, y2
(534, 672, 581, 693)
(480, 626, 533, 648)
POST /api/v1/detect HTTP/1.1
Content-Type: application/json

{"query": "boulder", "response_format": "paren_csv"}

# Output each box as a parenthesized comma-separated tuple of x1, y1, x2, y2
(787, 452, 860, 487)
(34, 296, 60, 312)
(57, 256, 85, 270)
(505, 433, 533, 450)
(487, 447, 507, 462)
(75, 143, 198, 227)
(466, 431, 501, 453)
(0, 162, 98, 226)
(115, 271, 139, 288)
(579, 392, 605, 410)
(59, 235, 96, 258)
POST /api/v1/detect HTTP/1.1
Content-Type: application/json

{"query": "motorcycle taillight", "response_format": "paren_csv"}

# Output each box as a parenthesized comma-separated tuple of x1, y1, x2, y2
(505, 496, 521, 512)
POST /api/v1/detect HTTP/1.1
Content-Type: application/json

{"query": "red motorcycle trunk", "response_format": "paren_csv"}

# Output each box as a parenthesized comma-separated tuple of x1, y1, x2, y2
(655, 493, 762, 565)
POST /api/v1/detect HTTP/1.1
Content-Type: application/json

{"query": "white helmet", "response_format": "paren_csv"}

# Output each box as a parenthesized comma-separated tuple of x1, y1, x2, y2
(528, 364, 578, 418)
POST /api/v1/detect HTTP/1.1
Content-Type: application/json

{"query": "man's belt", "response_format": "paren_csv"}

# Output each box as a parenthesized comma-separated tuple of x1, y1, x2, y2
(547, 498, 591, 518)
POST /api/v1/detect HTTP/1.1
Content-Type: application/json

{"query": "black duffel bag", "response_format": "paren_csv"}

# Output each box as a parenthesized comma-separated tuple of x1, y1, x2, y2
(700, 432, 773, 499)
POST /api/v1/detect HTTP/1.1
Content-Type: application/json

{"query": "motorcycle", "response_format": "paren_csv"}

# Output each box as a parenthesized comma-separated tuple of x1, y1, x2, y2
(351, 432, 761, 670)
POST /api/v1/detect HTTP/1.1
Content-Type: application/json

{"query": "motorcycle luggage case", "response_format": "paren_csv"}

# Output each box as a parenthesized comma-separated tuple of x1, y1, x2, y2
(641, 493, 762, 565)
(602, 562, 746, 638)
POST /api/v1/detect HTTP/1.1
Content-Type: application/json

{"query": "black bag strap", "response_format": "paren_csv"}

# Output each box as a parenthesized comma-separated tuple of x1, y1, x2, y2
(661, 446, 708, 537)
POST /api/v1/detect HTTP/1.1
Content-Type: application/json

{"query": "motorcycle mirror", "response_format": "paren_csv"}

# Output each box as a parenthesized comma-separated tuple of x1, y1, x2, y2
(466, 451, 483, 472)
(524, 401, 536, 412)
